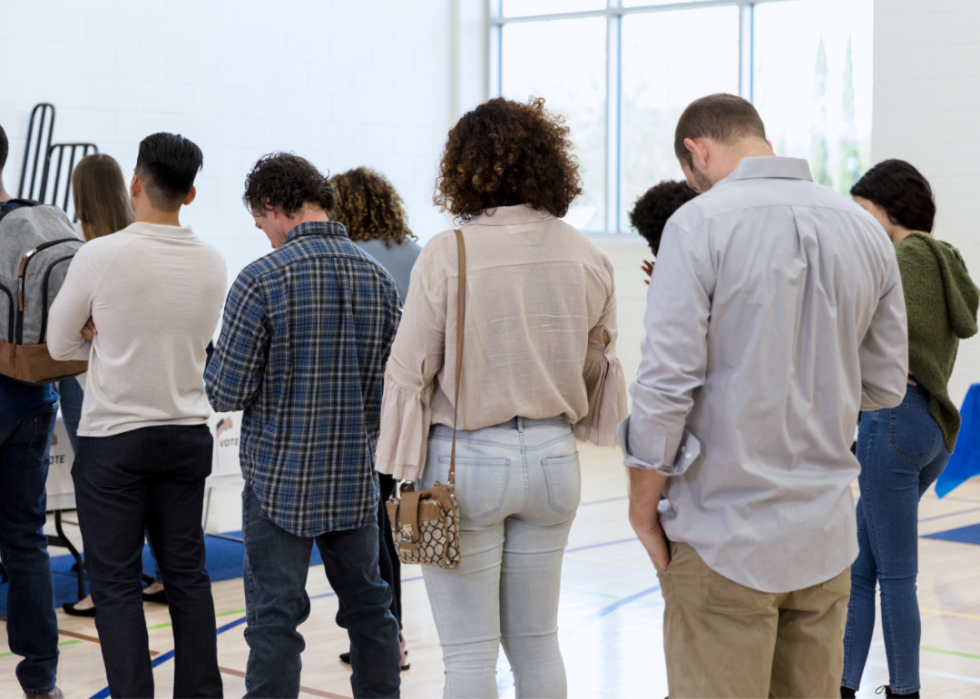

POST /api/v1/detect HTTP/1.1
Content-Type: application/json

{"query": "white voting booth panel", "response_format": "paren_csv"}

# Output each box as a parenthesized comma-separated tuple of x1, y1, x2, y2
(45, 411, 245, 513)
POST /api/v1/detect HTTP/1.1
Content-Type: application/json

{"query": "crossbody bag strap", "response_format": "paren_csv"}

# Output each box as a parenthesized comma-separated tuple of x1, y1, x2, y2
(450, 229, 466, 488)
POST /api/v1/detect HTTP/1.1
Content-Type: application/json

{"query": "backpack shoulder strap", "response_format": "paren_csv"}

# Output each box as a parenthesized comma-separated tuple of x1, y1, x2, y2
(0, 199, 39, 225)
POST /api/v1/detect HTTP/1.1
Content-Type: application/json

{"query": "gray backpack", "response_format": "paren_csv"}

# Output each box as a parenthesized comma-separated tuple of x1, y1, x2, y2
(0, 199, 87, 385)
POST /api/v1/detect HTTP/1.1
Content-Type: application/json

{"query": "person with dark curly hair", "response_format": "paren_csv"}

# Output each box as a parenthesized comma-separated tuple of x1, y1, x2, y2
(329, 167, 421, 305)
(628, 179, 699, 283)
(842, 160, 979, 699)
(328, 166, 418, 670)
(375, 97, 628, 699)
(205, 153, 402, 698)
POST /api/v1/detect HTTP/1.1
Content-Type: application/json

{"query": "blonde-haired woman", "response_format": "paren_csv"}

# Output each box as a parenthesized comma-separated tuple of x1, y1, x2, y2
(71, 153, 134, 241)
(63, 154, 172, 616)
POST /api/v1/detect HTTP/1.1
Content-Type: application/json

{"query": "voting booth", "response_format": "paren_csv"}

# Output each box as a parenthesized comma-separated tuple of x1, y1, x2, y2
(44, 410, 245, 597)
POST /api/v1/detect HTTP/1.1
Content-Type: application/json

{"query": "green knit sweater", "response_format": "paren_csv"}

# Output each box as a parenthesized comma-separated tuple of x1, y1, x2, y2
(896, 233, 979, 451)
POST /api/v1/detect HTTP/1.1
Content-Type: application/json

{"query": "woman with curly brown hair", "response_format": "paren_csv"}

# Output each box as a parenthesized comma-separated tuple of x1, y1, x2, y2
(329, 166, 418, 671)
(376, 97, 627, 698)
(329, 167, 421, 305)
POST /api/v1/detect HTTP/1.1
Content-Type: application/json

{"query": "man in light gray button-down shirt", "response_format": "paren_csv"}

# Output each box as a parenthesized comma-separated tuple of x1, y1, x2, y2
(621, 95, 908, 697)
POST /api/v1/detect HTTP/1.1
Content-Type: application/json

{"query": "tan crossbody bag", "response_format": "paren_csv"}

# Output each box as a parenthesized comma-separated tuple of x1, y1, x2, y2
(385, 229, 466, 569)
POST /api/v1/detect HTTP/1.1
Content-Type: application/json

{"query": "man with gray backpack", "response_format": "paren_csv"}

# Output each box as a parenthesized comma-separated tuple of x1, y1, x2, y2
(0, 122, 67, 699)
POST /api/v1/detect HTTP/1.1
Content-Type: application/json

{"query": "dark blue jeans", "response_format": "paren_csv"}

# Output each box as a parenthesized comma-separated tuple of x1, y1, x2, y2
(842, 384, 950, 694)
(242, 483, 401, 698)
(73, 425, 222, 699)
(0, 406, 59, 695)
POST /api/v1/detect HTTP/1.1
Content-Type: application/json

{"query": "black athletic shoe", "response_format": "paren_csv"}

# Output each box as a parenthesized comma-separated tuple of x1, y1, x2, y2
(841, 687, 856, 698)
(878, 686, 920, 698)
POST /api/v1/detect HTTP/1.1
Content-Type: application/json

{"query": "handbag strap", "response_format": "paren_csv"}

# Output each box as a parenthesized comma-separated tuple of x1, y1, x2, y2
(449, 229, 466, 488)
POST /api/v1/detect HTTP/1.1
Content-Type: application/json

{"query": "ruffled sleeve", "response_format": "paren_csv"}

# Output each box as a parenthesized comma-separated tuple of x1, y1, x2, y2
(574, 261, 628, 446)
(575, 324, 628, 446)
(376, 362, 435, 481)
(375, 237, 449, 481)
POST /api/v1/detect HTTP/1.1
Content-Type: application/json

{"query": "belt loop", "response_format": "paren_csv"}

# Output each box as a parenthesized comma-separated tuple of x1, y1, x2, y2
(516, 416, 524, 433)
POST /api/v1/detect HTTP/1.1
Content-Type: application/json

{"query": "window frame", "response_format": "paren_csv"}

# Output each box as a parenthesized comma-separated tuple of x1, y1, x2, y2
(489, 0, 799, 235)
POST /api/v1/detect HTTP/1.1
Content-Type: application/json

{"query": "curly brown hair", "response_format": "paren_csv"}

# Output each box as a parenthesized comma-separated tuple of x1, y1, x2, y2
(328, 167, 416, 247)
(434, 97, 583, 221)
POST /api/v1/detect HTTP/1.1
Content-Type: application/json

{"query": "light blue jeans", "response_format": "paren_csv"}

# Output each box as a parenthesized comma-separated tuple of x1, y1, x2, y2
(419, 416, 580, 699)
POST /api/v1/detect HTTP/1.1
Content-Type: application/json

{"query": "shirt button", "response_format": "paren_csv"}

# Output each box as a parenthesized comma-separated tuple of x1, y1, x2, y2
(686, 453, 692, 458)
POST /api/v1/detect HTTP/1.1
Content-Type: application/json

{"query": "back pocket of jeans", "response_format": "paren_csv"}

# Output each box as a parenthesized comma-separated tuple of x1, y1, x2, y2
(541, 453, 582, 516)
(438, 455, 510, 521)
(888, 408, 938, 459)
(28, 407, 58, 461)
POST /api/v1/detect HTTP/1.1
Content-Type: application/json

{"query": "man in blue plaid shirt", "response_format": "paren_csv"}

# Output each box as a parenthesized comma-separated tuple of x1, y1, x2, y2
(205, 153, 401, 698)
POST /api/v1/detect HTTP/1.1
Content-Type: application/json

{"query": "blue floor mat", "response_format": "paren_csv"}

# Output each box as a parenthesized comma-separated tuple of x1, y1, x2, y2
(0, 532, 324, 617)
(923, 522, 980, 546)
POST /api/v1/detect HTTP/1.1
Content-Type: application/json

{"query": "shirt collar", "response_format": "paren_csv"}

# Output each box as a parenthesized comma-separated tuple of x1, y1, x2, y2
(465, 204, 555, 227)
(124, 221, 196, 239)
(720, 156, 814, 185)
(286, 220, 349, 243)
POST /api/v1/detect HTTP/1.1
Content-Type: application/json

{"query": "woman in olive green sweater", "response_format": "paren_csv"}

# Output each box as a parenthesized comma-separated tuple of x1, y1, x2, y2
(841, 160, 979, 699)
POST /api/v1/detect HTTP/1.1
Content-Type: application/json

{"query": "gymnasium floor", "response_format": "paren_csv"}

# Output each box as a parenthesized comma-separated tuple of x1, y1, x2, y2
(3, 443, 980, 698)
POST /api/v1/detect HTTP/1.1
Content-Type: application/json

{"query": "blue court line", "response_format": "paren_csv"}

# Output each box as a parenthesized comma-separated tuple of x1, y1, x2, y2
(496, 583, 661, 696)
(566, 538, 636, 554)
(919, 505, 980, 524)
(598, 585, 661, 617)
(578, 495, 628, 507)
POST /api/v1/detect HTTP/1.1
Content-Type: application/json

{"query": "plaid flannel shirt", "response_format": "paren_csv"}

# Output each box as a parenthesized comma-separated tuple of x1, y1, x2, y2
(205, 221, 400, 536)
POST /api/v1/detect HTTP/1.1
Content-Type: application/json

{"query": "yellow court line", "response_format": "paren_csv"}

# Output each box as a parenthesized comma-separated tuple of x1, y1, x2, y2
(921, 607, 980, 621)
(564, 553, 653, 570)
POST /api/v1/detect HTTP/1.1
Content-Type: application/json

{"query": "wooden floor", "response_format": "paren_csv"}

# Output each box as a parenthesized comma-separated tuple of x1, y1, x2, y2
(3, 443, 980, 698)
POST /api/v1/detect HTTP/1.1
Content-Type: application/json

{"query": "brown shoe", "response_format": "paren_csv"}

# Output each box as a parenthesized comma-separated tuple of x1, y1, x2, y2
(26, 687, 63, 699)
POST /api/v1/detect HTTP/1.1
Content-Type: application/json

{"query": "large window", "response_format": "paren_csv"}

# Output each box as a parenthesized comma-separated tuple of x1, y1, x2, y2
(492, 0, 874, 234)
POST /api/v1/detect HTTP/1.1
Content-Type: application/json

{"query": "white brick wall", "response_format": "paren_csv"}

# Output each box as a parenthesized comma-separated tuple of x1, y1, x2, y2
(0, 0, 462, 283)
(874, 0, 980, 408)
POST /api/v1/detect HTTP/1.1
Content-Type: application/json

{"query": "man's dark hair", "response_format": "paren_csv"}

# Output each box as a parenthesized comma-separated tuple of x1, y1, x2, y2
(243, 153, 338, 217)
(135, 132, 203, 212)
(0, 122, 8, 174)
(674, 94, 767, 169)
(629, 181, 699, 256)
(850, 159, 935, 233)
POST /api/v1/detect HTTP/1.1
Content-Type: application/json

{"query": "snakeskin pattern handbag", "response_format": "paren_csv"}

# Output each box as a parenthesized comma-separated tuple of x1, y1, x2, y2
(385, 229, 466, 570)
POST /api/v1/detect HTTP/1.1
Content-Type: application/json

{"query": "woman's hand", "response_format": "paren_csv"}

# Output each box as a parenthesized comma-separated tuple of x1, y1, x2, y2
(641, 260, 655, 285)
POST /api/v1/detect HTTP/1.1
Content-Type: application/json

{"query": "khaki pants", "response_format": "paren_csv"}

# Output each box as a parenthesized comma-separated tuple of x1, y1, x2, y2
(657, 542, 850, 699)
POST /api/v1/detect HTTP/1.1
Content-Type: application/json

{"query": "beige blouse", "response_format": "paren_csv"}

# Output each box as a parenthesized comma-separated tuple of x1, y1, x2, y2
(375, 204, 628, 481)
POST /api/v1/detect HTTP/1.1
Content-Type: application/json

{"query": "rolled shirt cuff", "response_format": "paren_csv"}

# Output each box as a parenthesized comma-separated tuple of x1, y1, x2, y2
(617, 415, 701, 476)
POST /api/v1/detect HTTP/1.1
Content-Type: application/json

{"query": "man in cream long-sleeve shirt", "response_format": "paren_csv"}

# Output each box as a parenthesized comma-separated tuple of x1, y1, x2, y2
(47, 133, 226, 699)
(621, 96, 908, 697)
